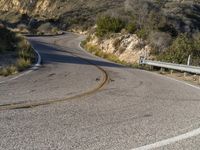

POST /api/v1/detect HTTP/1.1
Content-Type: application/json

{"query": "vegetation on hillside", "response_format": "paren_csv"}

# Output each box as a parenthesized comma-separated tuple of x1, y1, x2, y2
(0, 0, 200, 65)
(96, 16, 125, 37)
(158, 34, 200, 65)
(94, 0, 200, 65)
(0, 25, 35, 76)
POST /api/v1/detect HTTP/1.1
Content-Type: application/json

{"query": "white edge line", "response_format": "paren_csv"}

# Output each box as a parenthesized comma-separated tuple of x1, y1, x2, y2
(0, 44, 41, 84)
(32, 45, 42, 68)
(79, 39, 200, 150)
(131, 128, 200, 150)
(131, 71, 200, 149)
(79, 40, 200, 91)
(141, 69, 200, 90)
(79, 38, 200, 91)
(78, 41, 97, 58)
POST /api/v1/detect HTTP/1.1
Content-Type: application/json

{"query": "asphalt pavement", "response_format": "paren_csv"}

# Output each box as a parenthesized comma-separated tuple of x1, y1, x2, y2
(1, 33, 200, 150)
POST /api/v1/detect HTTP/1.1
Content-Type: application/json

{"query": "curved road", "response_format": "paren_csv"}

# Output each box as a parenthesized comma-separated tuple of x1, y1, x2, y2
(1, 33, 200, 150)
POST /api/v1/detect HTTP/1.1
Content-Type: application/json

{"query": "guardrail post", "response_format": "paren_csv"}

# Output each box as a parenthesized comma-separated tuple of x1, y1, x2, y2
(150, 65, 153, 71)
(187, 55, 191, 66)
(184, 72, 187, 78)
(198, 75, 200, 85)
(139, 56, 145, 65)
(141, 58, 200, 76)
(170, 70, 173, 75)
(160, 67, 165, 74)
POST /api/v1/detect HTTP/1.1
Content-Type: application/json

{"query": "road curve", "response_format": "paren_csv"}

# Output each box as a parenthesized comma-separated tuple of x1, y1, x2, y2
(0, 36, 109, 111)
(1, 33, 200, 150)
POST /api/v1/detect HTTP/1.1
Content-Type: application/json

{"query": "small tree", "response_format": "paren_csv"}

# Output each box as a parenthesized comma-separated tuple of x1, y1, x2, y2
(96, 15, 125, 37)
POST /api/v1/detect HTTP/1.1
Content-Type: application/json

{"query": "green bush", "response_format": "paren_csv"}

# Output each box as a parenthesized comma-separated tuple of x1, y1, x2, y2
(192, 34, 200, 65)
(17, 37, 34, 60)
(126, 21, 137, 34)
(158, 34, 200, 64)
(136, 28, 149, 39)
(96, 15, 125, 37)
(0, 27, 35, 76)
(0, 65, 17, 76)
(16, 58, 31, 71)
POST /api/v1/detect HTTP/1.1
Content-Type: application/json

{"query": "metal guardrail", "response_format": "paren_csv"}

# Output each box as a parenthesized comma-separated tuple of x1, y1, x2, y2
(139, 57, 200, 74)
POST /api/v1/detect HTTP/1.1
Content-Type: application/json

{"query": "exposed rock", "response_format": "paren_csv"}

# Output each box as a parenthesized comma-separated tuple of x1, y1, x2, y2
(87, 33, 151, 64)
(0, 0, 125, 18)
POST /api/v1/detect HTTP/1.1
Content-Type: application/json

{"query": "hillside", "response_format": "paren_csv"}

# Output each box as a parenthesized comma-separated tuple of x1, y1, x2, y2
(0, 0, 124, 30)
(0, 0, 124, 17)
(0, 0, 200, 65)
(0, 0, 199, 32)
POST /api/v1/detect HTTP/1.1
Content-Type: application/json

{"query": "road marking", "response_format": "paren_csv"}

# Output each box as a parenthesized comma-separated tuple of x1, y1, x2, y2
(131, 70, 200, 150)
(0, 45, 41, 84)
(0, 38, 109, 111)
(131, 127, 200, 150)
(3, 34, 199, 148)
(80, 37, 200, 149)
(142, 70, 200, 90)
(70, 34, 200, 149)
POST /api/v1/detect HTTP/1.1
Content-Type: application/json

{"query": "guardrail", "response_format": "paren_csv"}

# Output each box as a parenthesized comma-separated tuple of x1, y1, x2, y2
(139, 57, 200, 75)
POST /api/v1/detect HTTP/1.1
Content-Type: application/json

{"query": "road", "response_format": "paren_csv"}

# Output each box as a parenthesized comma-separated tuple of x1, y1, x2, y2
(1, 33, 200, 150)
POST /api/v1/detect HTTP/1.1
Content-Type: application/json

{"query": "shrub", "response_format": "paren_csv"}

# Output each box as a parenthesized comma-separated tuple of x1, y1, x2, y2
(96, 15, 125, 37)
(126, 21, 137, 34)
(0, 67, 10, 76)
(148, 31, 172, 54)
(17, 36, 34, 60)
(37, 22, 53, 33)
(192, 33, 200, 65)
(136, 28, 149, 39)
(158, 34, 195, 64)
(16, 58, 31, 71)
(0, 27, 35, 76)
(0, 65, 17, 76)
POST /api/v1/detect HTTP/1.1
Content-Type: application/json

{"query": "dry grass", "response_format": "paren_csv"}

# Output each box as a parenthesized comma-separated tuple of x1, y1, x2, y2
(82, 42, 140, 68)
(84, 43, 122, 63)
(0, 65, 18, 76)
(16, 58, 31, 71)
(0, 30, 35, 76)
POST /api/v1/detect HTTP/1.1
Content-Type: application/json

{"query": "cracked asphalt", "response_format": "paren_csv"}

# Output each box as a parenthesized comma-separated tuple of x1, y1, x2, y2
(1, 33, 200, 150)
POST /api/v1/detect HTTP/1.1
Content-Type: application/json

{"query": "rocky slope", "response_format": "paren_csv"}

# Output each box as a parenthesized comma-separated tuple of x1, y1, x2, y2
(1, 0, 200, 65)
(85, 34, 151, 64)
(0, 0, 124, 19)
(0, 0, 200, 32)
(0, 0, 125, 30)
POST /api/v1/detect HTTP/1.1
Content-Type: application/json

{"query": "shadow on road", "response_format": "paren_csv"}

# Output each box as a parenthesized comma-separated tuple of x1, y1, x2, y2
(31, 40, 125, 68)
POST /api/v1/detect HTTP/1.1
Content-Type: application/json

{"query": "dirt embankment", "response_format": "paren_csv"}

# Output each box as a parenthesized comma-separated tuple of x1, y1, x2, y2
(85, 33, 152, 64)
